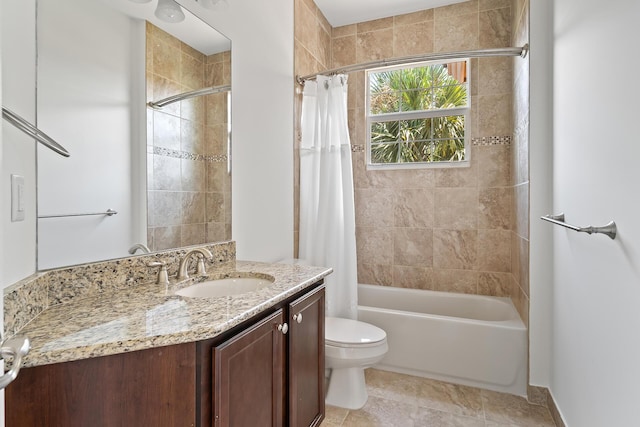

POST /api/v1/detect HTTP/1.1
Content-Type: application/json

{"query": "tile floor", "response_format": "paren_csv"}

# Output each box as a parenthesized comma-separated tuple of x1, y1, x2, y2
(321, 369, 556, 427)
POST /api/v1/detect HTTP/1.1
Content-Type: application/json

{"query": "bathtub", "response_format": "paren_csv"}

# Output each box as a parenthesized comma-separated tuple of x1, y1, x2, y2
(358, 284, 527, 396)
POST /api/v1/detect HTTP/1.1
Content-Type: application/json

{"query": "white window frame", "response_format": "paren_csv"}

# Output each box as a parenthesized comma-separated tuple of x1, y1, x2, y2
(365, 58, 471, 170)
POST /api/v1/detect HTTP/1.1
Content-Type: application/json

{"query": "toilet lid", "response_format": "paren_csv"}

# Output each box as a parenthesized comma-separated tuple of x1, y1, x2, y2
(325, 317, 387, 347)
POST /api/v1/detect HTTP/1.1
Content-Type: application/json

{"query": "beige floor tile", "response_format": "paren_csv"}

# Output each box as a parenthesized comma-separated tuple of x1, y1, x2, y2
(342, 395, 417, 427)
(413, 407, 486, 427)
(414, 377, 484, 418)
(324, 404, 349, 425)
(482, 390, 556, 427)
(365, 369, 420, 404)
(324, 368, 559, 427)
(484, 422, 524, 427)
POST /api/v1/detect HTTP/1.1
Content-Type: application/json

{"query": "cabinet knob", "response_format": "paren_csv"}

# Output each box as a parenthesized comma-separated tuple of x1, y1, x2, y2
(293, 313, 303, 324)
(277, 323, 289, 335)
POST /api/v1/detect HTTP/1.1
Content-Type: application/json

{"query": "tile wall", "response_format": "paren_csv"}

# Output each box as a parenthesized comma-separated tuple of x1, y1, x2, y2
(332, 1, 517, 298)
(293, 1, 530, 324)
(146, 23, 231, 252)
(511, 0, 530, 326)
(293, 0, 333, 256)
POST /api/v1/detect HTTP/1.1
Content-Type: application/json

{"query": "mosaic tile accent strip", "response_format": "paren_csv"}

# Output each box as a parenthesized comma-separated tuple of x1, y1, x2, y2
(353, 137, 510, 151)
(471, 136, 512, 146)
(4, 241, 236, 336)
(153, 146, 227, 163)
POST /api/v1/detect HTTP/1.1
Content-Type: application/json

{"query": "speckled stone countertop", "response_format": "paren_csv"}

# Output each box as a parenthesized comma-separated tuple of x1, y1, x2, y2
(16, 261, 332, 368)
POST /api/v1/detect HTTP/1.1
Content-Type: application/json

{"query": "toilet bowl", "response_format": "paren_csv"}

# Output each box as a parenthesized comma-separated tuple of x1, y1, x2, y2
(325, 316, 388, 410)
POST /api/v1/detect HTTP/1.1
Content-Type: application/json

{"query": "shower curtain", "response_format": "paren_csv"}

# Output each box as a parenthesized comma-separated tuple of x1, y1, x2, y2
(299, 74, 358, 320)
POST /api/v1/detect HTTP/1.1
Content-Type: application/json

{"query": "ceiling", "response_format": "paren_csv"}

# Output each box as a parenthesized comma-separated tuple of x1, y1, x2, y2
(315, 0, 467, 27)
(109, 0, 231, 55)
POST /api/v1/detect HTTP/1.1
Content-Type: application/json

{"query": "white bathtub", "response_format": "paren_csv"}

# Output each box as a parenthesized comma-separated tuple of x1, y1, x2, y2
(358, 284, 527, 396)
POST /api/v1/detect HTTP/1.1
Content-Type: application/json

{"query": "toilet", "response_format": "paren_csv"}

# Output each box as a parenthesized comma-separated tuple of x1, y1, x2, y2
(325, 316, 388, 410)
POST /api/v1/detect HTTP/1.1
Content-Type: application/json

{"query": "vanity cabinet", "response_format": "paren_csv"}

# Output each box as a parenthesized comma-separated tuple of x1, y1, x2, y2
(288, 286, 325, 427)
(210, 284, 325, 427)
(5, 342, 197, 426)
(6, 281, 325, 427)
(212, 309, 286, 426)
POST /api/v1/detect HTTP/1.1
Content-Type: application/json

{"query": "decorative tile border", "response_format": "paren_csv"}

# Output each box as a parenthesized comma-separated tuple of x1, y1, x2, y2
(152, 146, 228, 163)
(4, 241, 236, 336)
(471, 136, 512, 146)
(352, 136, 511, 151)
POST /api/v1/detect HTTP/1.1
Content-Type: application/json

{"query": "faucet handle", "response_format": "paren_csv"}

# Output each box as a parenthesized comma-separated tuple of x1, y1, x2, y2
(147, 261, 169, 285)
(196, 256, 207, 276)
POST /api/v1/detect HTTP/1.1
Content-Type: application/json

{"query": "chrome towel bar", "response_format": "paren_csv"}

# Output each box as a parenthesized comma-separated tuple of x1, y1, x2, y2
(2, 107, 70, 157)
(38, 209, 118, 219)
(540, 213, 617, 240)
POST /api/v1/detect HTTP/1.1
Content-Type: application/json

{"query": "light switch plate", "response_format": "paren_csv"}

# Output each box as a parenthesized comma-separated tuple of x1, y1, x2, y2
(11, 174, 25, 222)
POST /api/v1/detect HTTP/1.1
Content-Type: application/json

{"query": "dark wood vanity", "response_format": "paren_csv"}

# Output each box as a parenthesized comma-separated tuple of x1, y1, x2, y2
(5, 282, 325, 427)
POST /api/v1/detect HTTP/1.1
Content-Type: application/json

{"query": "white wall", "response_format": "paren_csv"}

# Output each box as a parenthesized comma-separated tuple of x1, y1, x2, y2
(1, 0, 37, 286)
(528, 0, 554, 389)
(550, 0, 640, 424)
(179, 0, 294, 262)
(37, 0, 143, 269)
(0, 1, 5, 424)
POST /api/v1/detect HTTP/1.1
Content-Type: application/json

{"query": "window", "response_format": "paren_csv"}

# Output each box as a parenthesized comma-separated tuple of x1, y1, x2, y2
(366, 59, 470, 169)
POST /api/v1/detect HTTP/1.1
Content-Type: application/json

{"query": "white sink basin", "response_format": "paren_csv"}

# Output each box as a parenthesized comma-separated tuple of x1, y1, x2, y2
(175, 275, 275, 298)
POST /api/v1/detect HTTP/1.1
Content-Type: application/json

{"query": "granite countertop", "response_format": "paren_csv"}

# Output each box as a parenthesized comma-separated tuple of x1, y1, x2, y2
(16, 261, 332, 368)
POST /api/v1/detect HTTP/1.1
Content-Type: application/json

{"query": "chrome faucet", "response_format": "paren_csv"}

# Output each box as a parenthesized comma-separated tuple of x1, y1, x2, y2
(128, 243, 151, 255)
(178, 248, 213, 280)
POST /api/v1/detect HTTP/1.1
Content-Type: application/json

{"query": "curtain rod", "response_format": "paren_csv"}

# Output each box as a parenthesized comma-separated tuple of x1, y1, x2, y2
(148, 84, 231, 110)
(296, 44, 529, 85)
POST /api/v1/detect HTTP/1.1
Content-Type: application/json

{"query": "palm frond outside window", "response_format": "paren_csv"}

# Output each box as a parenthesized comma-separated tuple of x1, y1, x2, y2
(367, 59, 470, 168)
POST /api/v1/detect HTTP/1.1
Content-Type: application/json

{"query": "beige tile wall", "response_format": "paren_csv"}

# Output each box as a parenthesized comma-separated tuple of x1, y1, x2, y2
(146, 23, 231, 251)
(293, 0, 333, 256)
(330, 1, 517, 299)
(293, 1, 530, 324)
(511, 0, 529, 326)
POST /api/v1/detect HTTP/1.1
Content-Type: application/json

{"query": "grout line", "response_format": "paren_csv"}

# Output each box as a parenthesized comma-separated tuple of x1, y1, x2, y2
(480, 388, 488, 426)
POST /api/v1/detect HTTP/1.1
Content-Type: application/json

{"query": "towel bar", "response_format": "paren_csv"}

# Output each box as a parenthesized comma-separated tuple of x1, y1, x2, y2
(38, 209, 118, 219)
(540, 213, 617, 240)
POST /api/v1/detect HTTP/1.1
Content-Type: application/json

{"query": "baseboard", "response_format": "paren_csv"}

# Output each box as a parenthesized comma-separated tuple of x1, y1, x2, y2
(547, 390, 566, 427)
(527, 385, 566, 427)
(527, 385, 548, 406)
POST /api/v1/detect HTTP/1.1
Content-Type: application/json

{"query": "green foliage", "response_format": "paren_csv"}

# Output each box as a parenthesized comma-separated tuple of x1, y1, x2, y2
(369, 64, 468, 164)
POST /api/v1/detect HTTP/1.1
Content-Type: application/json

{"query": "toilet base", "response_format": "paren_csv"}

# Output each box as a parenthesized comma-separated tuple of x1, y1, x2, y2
(325, 367, 368, 410)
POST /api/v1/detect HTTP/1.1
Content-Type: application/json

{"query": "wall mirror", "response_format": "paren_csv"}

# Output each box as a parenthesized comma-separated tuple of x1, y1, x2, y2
(36, 0, 231, 270)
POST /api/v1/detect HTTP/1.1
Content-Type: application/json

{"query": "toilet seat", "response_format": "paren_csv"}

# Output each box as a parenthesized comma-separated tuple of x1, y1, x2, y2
(325, 317, 387, 348)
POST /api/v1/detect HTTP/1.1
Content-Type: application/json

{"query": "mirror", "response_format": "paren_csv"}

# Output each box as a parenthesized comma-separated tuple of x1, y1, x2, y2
(35, 0, 231, 270)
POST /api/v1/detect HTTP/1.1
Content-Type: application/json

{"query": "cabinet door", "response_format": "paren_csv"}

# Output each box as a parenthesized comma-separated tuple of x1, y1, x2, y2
(5, 343, 196, 427)
(213, 309, 286, 426)
(288, 286, 325, 427)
